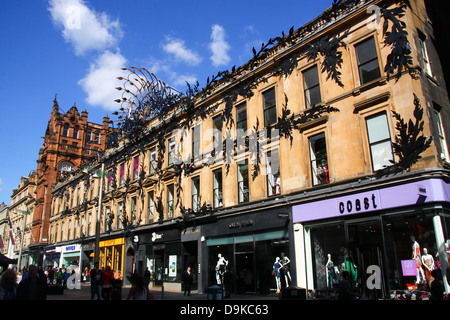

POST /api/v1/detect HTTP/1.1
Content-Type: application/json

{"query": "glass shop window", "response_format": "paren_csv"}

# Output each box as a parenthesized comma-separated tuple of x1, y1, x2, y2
(309, 223, 347, 291)
(382, 212, 438, 292)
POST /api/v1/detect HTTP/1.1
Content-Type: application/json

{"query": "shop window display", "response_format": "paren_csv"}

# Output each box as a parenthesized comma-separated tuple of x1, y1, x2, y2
(383, 212, 438, 291)
(207, 230, 290, 294)
(308, 211, 448, 298)
(310, 223, 346, 291)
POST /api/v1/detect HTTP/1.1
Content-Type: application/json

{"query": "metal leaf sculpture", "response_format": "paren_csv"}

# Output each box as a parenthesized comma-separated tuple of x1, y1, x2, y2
(380, 2, 417, 81)
(114, 67, 181, 135)
(306, 31, 348, 87)
(390, 94, 433, 172)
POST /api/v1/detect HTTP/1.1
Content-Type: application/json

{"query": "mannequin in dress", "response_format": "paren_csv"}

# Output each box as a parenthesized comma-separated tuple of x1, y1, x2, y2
(411, 236, 425, 284)
(216, 253, 228, 285)
(421, 248, 435, 287)
(279, 252, 291, 287)
(273, 257, 281, 293)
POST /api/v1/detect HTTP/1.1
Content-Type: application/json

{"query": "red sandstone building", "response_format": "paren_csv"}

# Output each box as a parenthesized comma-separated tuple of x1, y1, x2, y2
(28, 96, 114, 264)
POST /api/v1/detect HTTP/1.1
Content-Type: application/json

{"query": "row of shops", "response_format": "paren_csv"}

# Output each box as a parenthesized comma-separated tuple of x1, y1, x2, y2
(22, 169, 450, 297)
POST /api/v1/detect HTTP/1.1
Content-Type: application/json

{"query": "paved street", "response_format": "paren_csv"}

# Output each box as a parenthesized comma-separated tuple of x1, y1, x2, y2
(47, 283, 280, 300)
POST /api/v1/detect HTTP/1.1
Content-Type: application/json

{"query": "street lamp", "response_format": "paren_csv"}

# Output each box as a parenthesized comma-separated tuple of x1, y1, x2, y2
(9, 208, 29, 271)
(92, 162, 105, 267)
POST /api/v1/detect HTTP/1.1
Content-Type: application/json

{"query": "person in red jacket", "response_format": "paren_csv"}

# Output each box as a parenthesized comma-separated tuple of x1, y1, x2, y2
(102, 265, 114, 300)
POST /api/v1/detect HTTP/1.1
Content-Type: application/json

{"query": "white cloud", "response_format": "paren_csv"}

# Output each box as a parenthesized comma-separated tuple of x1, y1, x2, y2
(78, 51, 127, 111)
(48, 0, 122, 56)
(146, 56, 198, 90)
(162, 37, 202, 66)
(209, 24, 231, 67)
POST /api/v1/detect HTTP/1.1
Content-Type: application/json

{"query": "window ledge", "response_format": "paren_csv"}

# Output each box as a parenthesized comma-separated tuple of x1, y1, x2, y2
(352, 77, 387, 97)
(298, 115, 329, 132)
(353, 91, 391, 114)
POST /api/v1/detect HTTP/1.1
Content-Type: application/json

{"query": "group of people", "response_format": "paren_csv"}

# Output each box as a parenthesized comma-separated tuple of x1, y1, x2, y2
(89, 263, 119, 300)
(0, 265, 48, 300)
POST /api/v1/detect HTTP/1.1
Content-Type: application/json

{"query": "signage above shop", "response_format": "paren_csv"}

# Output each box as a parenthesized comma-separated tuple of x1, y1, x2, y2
(292, 177, 450, 223)
(60, 244, 81, 253)
(338, 192, 379, 215)
(151, 232, 163, 242)
(229, 219, 254, 229)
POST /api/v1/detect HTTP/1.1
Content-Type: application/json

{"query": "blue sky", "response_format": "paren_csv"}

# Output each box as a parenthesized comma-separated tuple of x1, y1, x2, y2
(0, 0, 333, 205)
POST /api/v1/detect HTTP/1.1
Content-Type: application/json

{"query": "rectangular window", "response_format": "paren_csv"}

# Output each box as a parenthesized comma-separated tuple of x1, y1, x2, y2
(120, 163, 125, 186)
(117, 202, 123, 229)
(88, 213, 92, 236)
(148, 191, 155, 222)
(303, 65, 322, 108)
(94, 131, 100, 143)
(355, 37, 381, 85)
(149, 147, 157, 174)
(309, 133, 329, 186)
(238, 160, 249, 203)
(62, 124, 69, 137)
(86, 129, 92, 142)
(266, 149, 280, 196)
(192, 176, 200, 212)
(73, 126, 79, 139)
(263, 87, 277, 127)
(107, 170, 112, 191)
(434, 105, 449, 162)
(192, 125, 201, 161)
(418, 30, 433, 77)
(366, 112, 394, 171)
(236, 102, 247, 143)
(133, 155, 139, 180)
(131, 196, 137, 224)
(213, 169, 223, 208)
(213, 115, 223, 156)
(105, 207, 110, 232)
(167, 184, 174, 218)
(168, 137, 176, 166)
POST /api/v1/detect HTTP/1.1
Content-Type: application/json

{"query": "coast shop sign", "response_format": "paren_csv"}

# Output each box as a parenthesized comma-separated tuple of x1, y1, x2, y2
(292, 178, 446, 223)
(338, 191, 379, 215)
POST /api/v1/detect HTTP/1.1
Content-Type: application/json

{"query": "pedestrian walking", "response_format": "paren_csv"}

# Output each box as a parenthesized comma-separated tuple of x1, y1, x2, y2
(55, 268, 63, 286)
(16, 265, 47, 300)
(102, 265, 114, 300)
(126, 272, 150, 300)
(182, 266, 194, 296)
(0, 269, 17, 300)
(90, 262, 102, 300)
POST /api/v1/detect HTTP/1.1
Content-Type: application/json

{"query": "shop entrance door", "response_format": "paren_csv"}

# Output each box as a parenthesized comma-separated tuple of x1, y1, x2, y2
(235, 252, 255, 293)
(154, 249, 164, 286)
(346, 219, 385, 298)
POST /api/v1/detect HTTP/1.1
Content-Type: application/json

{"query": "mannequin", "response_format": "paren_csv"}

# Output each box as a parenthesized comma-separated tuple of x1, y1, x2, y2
(279, 252, 292, 287)
(215, 253, 228, 285)
(411, 236, 425, 284)
(273, 257, 281, 293)
(326, 254, 338, 289)
(421, 248, 435, 287)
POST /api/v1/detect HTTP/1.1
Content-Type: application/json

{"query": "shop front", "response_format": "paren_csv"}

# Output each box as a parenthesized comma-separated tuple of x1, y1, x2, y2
(293, 173, 450, 299)
(141, 228, 183, 291)
(99, 238, 124, 279)
(43, 246, 60, 268)
(203, 207, 293, 295)
(59, 244, 88, 271)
